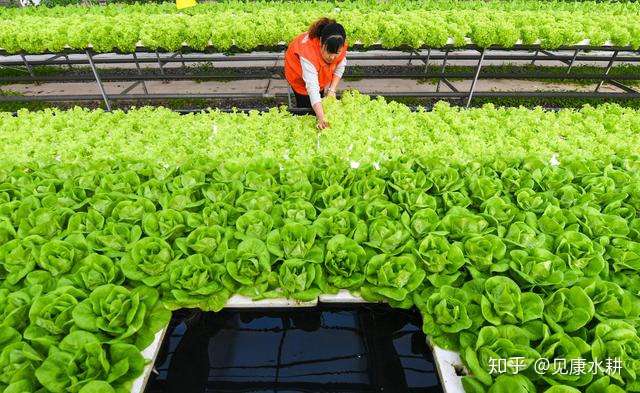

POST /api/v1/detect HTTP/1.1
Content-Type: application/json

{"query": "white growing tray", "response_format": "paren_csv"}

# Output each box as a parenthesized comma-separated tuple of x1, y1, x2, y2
(131, 293, 468, 393)
(131, 325, 169, 393)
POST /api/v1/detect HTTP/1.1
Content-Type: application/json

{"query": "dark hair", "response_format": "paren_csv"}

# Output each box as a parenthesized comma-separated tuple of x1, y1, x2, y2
(308, 17, 346, 54)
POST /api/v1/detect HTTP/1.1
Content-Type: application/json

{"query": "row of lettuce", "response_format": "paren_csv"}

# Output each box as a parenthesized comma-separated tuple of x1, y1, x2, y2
(1, 96, 640, 393)
(2, 154, 640, 392)
(2, 92, 640, 166)
(0, 0, 639, 53)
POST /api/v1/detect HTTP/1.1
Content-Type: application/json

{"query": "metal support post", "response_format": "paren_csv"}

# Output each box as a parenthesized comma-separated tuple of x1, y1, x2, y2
(466, 48, 485, 108)
(264, 53, 279, 97)
(132, 52, 149, 95)
(422, 48, 432, 74)
(440, 79, 458, 92)
(45, 54, 64, 62)
(64, 54, 73, 70)
(567, 48, 580, 74)
(179, 51, 186, 69)
(595, 50, 619, 92)
(407, 51, 414, 65)
(530, 49, 538, 65)
(264, 78, 273, 97)
(539, 50, 570, 66)
(607, 79, 638, 94)
(86, 50, 111, 111)
(119, 81, 142, 95)
(155, 51, 165, 76)
(20, 54, 35, 78)
(436, 49, 449, 92)
(287, 85, 293, 108)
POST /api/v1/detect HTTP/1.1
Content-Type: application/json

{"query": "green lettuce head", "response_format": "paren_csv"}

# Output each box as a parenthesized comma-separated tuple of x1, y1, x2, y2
(468, 175, 503, 204)
(86, 222, 142, 258)
(202, 202, 239, 228)
(438, 206, 489, 240)
(464, 324, 540, 388)
(516, 188, 554, 214)
(481, 196, 519, 234)
(464, 234, 508, 276)
(224, 238, 274, 299)
(537, 205, 576, 237)
(35, 331, 145, 393)
(267, 222, 323, 263)
(555, 231, 606, 277)
(313, 208, 367, 242)
(413, 233, 465, 287)
(591, 320, 640, 389)
(414, 285, 482, 350)
(0, 285, 43, 331)
(544, 286, 595, 333)
(24, 286, 87, 351)
(60, 253, 124, 291)
(163, 254, 232, 311)
(175, 225, 230, 262)
(509, 248, 579, 290)
(607, 238, 640, 274)
(109, 198, 156, 224)
(119, 236, 174, 286)
(365, 216, 414, 255)
(579, 278, 640, 322)
(37, 238, 82, 277)
(389, 168, 437, 212)
(272, 198, 317, 225)
(408, 208, 441, 239)
(355, 198, 402, 221)
(536, 330, 592, 387)
(0, 340, 43, 393)
(276, 258, 323, 302)
(481, 276, 544, 325)
(72, 284, 170, 349)
(0, 237, 40, 286)
(321, 234, 368, 292)
(361, 254, 425, 308)
(141, 209, 186, 241)
(18, 207, 72, 239)
(234, 210, 274, 241)
(505, 221, 550, 250)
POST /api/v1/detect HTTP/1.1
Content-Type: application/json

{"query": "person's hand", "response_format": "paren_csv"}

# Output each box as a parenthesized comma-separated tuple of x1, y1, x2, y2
(326, 88, 337, 98)
(316, 116, 330, 130)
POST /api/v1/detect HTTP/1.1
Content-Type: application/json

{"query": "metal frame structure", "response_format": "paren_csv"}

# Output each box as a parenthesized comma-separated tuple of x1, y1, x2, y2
(1, 45, 640, 110)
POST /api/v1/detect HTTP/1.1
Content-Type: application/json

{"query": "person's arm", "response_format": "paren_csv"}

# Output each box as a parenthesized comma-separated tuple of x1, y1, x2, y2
(326, 58, 346, 97)
(300, 57, 329, 129)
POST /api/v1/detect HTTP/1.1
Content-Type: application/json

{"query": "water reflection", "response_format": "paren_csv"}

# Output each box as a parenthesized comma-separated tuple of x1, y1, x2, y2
(145, 304, 442, 393)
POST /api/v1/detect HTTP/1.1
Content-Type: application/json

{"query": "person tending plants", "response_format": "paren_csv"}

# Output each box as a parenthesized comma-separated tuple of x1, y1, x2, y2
(284, 17, 348, 130)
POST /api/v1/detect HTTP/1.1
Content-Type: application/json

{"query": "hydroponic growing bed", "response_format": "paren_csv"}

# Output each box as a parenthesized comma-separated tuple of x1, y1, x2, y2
(1, 92, 640, 393)
(143, 305, 443, 392)
(1, 0, 640, 54)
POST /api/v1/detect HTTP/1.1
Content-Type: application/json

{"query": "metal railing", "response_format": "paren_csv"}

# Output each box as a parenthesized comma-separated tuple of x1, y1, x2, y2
(1, 45, 639, 110)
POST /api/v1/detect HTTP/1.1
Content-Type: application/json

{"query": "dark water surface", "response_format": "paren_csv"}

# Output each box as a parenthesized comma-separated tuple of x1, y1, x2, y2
(144, 304, 443, 393)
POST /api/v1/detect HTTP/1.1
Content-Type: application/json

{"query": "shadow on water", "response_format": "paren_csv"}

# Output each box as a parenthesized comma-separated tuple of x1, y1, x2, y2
(145, 304, 443, 393)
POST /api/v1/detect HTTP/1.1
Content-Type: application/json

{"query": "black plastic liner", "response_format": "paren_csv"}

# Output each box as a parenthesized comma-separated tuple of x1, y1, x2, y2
(144, 304, 442, 393)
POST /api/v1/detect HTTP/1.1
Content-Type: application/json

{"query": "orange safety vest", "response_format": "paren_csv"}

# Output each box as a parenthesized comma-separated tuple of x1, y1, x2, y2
(284, 33, 348, 96)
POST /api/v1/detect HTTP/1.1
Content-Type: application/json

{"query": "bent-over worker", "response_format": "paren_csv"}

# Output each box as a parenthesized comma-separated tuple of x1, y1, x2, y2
(284, 17, 348, 130)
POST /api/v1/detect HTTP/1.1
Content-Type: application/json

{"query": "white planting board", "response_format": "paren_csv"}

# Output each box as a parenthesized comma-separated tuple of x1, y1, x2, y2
(131, 325, 168, 393)
(319, 289, 370, 303)
(225, 294, 317, 308)
(431, 345, 467, 393)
